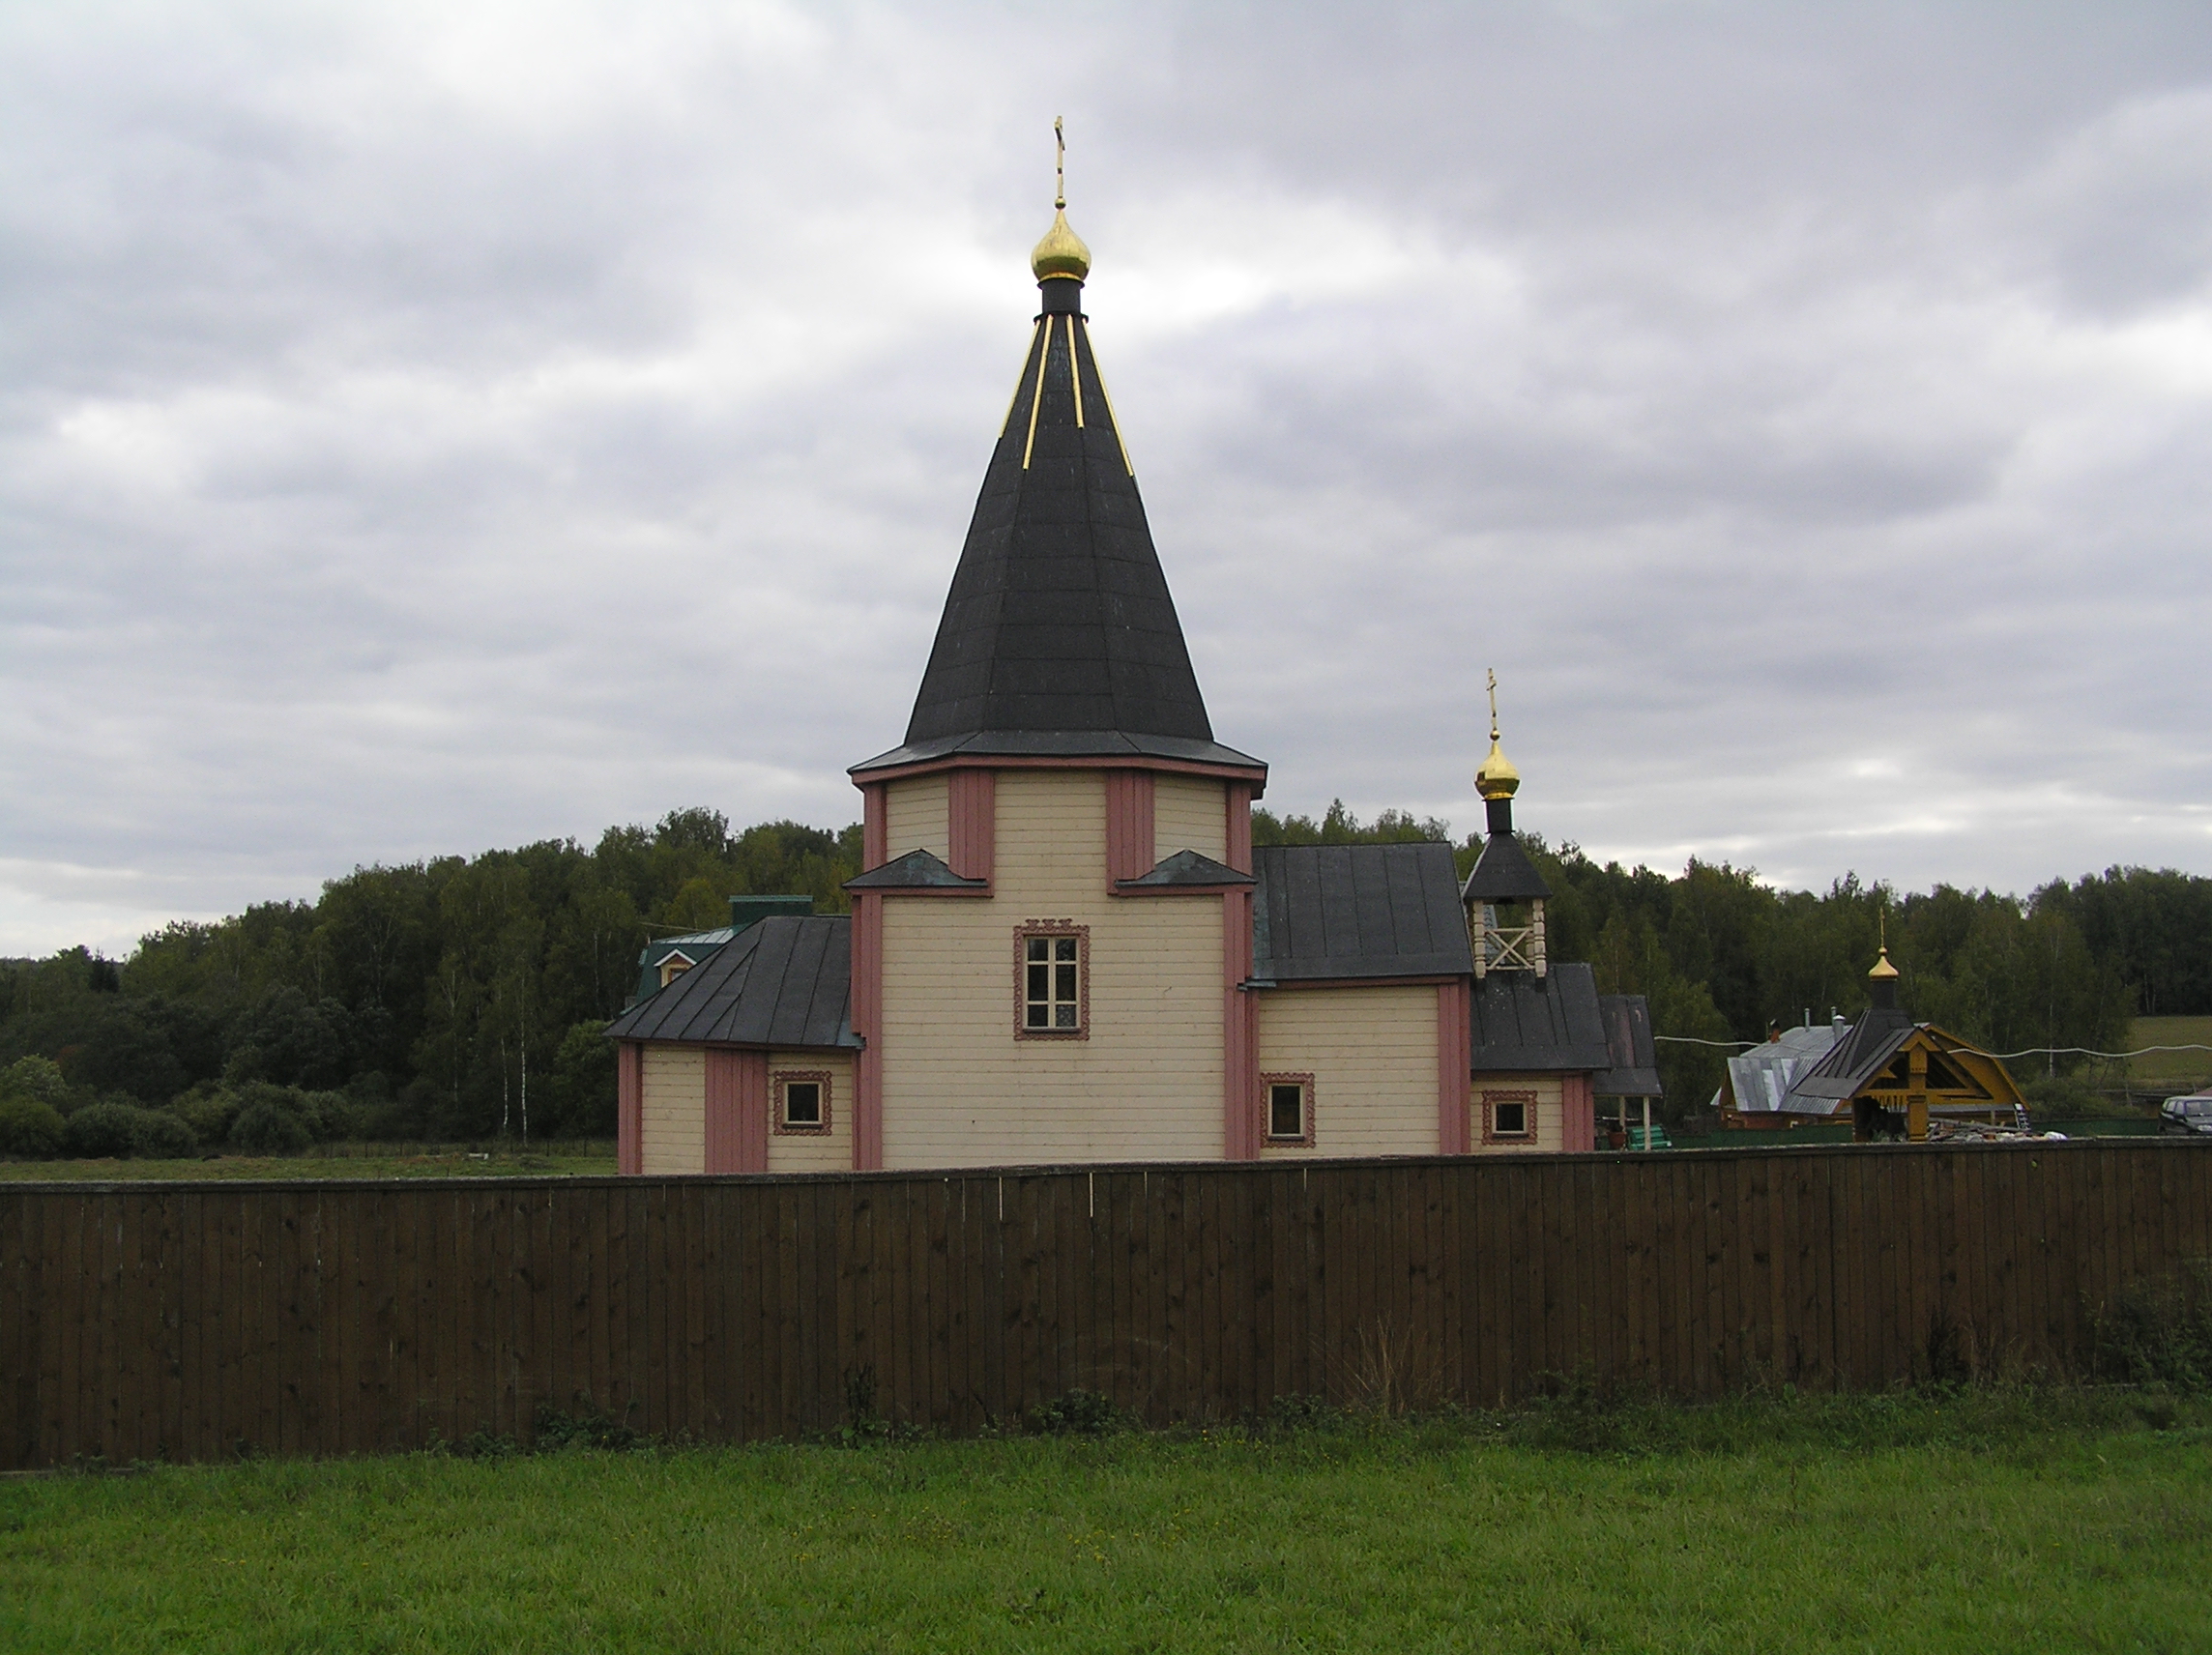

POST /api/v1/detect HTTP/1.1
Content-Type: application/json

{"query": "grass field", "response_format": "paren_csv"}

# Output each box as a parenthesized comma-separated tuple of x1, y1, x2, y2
(2129, 1016, 2212, 1096)
(0, 1142, 617, 1183)
(3, 1391, 2207, 1653)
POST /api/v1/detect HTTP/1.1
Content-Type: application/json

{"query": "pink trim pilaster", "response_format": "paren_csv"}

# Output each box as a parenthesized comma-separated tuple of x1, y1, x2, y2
(1437, 980, 1472, 1154)
(617, 1041, 643, 1175)
(861, 783, 888, 870)
(947, 769, 996, 881)
(851, 891, 885, 1170)
(1562, 1072, 1596, 1153)
(1223, 888, 1259, 1159)
(1225, 781, 1253, 875)
(1105, 769, 1156, 884)
(705, 1049, 770, 1174)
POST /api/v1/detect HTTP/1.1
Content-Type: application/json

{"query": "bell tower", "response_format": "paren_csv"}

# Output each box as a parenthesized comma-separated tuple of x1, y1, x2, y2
(1462, 672, 1551, 979)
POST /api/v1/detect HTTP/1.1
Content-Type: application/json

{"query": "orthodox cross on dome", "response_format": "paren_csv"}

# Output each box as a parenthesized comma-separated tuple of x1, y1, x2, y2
(1055, 114, 1065, 209)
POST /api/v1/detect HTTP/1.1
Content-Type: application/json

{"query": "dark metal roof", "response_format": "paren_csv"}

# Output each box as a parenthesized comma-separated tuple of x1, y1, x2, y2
(603, 916, 857, 1049)
(855, 285, 1260, 776)
(1782, 1006, 1915, 1112)
(1593, 993, 1663, 1096)
(1251, 843, 1474, 982)
(842, 849, 987, 891)
(1117, 849, 1254, 890)
(1470, 962, 1613, 1072)
(1461, 830, 1552, 902)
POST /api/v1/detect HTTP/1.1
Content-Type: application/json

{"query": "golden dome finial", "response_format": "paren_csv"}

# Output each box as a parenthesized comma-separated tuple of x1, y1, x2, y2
(1475, 668, 1522, 801)
(1869, 914, 1899, 980)
(1031, 116, 1091, 283)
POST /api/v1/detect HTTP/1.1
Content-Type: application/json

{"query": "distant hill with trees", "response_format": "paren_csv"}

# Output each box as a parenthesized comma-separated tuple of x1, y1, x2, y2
(0, 800, 2194, 1151)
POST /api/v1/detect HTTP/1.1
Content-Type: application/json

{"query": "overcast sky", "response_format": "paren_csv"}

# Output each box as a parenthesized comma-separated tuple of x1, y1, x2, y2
(5, 0, 2211, 957)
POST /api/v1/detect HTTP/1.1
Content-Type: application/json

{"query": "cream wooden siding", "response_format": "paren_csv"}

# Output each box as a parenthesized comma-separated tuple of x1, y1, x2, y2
(1473, 1073, 1565, 1152)
(884, 772, 949, 861)
(879, 769, 1225, 1169)
(1255, 985, 1439, 1157)
(1152, 774, 1227, 863)
(767, 1051, 857, 1174)
(640, 1045, 706, 1175)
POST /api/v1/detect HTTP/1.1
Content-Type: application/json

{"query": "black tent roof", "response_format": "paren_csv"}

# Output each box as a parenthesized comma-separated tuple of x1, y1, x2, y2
(1462, 830, 1552, 902)
(852, 278, 1263, 776)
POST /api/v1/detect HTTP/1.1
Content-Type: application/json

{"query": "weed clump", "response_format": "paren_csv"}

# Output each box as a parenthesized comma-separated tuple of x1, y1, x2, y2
(2095, 1262, 2212, 1390)
(1027, 1388, 1126, 1436)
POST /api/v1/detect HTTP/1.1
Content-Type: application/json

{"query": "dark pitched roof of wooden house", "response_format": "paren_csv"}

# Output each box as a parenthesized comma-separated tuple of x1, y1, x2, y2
(604, 915, 858, 1049)
(852, 264, 1263, 777)
(1250, 843, 1474, 982)
(1469, 962, 1614, 1072)
(1594, 993, 1663, 1096)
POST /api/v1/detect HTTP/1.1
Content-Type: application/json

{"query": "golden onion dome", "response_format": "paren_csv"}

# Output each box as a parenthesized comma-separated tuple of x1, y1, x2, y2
(1868, 945, 1900, 981)
(1475, 736, 1521, 801)
(1032, 208, 1091, 283)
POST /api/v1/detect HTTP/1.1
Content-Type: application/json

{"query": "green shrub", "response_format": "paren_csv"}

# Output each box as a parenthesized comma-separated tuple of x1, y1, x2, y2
(0, 1095, 67, 1159)
(172, 1084, 245, 1147)
(296, 1089, 357, 1142)
(0, 1056, 74, 1114)
(61, 1100, 197, 1159)
(230, 1098, 313, 1155)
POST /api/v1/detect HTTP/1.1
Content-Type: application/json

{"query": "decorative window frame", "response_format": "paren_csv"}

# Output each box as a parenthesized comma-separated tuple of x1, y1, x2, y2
(772, 1069, 832, 1136)
(658, 952, 695, 989)
(1012, 920, 1090, 1041)
(1261, 1071, 1316, 1147)
(1481, 1089, 1538, 1145)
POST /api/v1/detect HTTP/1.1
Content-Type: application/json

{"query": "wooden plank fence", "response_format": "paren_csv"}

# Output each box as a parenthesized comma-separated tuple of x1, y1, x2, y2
(2, 1141, 2207, 1469)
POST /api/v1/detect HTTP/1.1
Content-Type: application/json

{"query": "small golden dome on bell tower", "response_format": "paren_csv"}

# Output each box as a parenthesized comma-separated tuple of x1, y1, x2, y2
(1474, 669, 1521, 801)
(1031, 117, 1091, 283)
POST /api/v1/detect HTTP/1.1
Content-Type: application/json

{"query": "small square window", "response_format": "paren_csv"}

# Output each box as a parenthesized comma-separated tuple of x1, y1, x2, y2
(1482, 1090, 1536, 1145)
(783, 1082, 821, 1126)
(1261, 1072, 1315, 1147)
(773, 1071, 831, 1136)
(1015, 925, 1088, 1038)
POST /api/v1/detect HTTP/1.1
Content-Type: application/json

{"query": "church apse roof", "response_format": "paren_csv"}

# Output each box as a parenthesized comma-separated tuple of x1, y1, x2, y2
(853, 217, 1263, 777)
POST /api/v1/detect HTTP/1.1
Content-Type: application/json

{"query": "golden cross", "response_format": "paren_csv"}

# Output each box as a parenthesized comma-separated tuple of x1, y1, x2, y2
(1486, 668, 1499, 742)
(1054, 116, 1065, 210)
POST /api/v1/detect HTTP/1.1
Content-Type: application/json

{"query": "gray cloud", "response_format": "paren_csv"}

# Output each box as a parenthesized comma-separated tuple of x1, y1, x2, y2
(4, 0, 2211, 954)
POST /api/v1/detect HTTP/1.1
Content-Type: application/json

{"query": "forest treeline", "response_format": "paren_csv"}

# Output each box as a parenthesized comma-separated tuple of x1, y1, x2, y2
(0, 800, 2201, 1150)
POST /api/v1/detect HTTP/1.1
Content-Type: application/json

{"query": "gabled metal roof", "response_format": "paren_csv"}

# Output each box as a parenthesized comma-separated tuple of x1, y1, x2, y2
(1250, 842, 1474, 982)
(604, 915, 857, 1049)
(1470, 961, 1614, 1072)
(1594, 993, 1663, 1097)
(1714, 1021, 1842, 1113)
(852, 275, 1263, 777)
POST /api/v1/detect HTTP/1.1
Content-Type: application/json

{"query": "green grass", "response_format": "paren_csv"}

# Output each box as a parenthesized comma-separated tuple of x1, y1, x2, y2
(2130, 1016, 2212, 1096)
(0, 1143, 617, 1183)
(5, 1392, 2209, 1653)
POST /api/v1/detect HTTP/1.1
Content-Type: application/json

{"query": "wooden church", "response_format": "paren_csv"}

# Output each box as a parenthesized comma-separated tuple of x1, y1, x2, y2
(604, 167, 1652, 1176)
